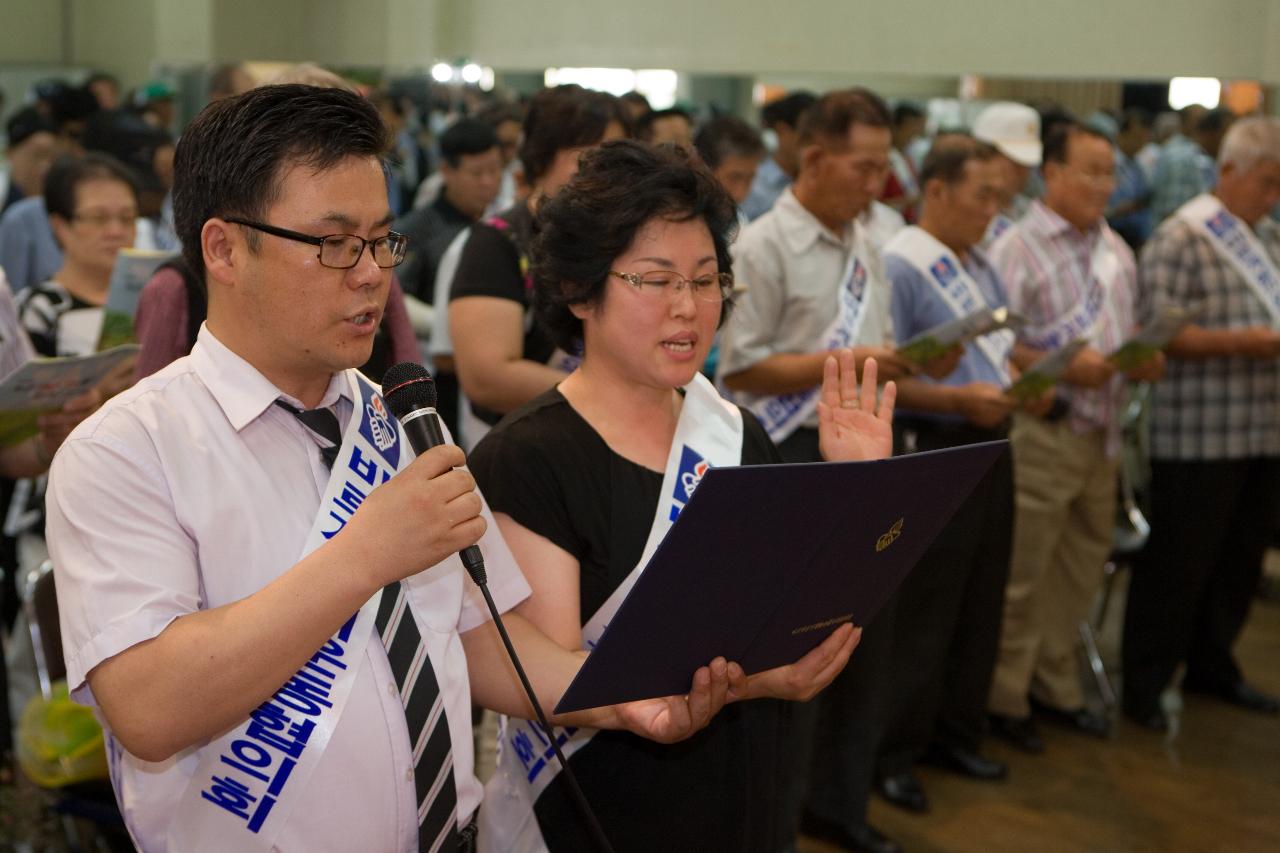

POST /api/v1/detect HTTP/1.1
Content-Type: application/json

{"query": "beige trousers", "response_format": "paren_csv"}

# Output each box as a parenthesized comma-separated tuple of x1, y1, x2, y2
(987, 414, 1117, 718)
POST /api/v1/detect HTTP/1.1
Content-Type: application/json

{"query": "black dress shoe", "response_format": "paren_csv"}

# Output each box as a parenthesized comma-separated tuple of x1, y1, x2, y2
(987, 712, 1044, 753)
(922, 742, 1008, 780)
(1029, 698, 1112, 738)
(1122, 706, 1169, 731)
(799, 811, 902, 853)
(875, 771, 929, 813)
(1186, 680, 1280, 714)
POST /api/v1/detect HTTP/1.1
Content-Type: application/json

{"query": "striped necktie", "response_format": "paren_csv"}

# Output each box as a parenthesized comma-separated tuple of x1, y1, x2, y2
(276, 399, 460, 851)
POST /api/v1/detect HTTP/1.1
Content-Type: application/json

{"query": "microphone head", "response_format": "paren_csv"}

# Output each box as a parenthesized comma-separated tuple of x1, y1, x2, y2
(381, 362, 436, 418)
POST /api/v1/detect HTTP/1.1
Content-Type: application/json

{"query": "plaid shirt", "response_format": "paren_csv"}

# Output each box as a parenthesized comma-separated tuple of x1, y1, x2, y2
(1139, 209, 1280, 460)
(1151, 135, 1213, 222)
(991, 201, 1138, 455)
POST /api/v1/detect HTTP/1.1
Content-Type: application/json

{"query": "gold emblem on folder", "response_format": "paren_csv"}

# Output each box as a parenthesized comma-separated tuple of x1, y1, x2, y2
(876, 518, 904, 552)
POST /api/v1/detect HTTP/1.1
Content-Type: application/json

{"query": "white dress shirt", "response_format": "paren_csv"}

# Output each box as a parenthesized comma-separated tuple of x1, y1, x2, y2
(46, 325, 530, 852)
(717, 188, 895, 429)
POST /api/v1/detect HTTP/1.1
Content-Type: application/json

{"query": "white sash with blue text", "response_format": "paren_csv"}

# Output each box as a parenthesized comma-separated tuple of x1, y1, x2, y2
(169, 371, 410, 852)
(741, 248, 872, 443)
(886, 226, 1014, 384)
(984, 212, 1014, 246)
(1177, 193, 1280, 327)
(477, 373, 744, 853)
(1022, 234, 1120, 351)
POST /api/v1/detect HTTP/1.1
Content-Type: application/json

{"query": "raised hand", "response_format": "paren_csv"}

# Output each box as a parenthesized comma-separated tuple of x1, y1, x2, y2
(817, 349, 896, 462)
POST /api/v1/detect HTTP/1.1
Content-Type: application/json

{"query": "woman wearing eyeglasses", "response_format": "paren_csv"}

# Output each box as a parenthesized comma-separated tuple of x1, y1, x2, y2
(468, 140, 896, 853)
(18, 154, 139, 358)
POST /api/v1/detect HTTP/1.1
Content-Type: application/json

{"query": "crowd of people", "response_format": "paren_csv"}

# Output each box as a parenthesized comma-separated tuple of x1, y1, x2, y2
(0, 62, 1276, 853)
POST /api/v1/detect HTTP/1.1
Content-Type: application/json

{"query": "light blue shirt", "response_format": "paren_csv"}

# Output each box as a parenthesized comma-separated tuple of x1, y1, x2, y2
(885, 243, 1009, 423)
(0, 196, 62, 292)
(1107, 150, 1152, 243)
(741, 156, 792, 222)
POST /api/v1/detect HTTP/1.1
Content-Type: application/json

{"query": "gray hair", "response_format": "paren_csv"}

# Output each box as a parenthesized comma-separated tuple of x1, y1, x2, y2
(1218, 115, 1280, 173)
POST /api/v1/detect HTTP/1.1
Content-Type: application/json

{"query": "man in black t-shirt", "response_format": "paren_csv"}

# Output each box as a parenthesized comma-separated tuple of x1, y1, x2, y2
(393, 119, 502, 305)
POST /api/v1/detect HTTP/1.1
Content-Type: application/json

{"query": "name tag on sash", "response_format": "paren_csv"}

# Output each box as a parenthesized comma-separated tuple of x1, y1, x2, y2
(1023, 235, 1118, 352)
(740, 249, 872, 443)
(170, 372, 411, 852)
(479, 374, 744, 853)
(1178, 193, 1280, 327)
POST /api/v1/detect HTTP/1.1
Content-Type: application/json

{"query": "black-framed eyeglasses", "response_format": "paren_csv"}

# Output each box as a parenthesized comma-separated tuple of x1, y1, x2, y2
(610, 270, 734, 303)
(225, 218, 408, 269)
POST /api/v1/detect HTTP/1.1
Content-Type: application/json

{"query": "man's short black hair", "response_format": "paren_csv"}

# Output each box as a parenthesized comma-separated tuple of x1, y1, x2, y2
(797, 88, 891, 148)
(620, 91, 651, 111)
(919, 133, 999, 187)
(439, 118, 500, 168)
(42, 82, 100, 130)
(44, 152, 140, 224)
(532, 139, 738, 353)
(476, 102, 522, 131)
(171, 84, 389, 282)
(1196, 108, 1234, 135)
(1043, 121, 1112, 165)
(6, 107, 56, 149)
(518, 85, 629, 188)
(761, 91, 817, 131)
(637, 107, 692, 141)
(893, 103, 925, 126)
(1120, 108, 1152, 133)
(83, 71, 119, 90)
(694, 115, 765, 169)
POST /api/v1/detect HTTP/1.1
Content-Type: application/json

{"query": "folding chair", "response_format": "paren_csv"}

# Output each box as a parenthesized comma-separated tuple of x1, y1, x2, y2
(1079, 386, 1151, 710)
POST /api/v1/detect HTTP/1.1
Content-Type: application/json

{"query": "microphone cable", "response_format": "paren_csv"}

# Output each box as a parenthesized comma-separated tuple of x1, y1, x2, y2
(382, 363, 615, 853)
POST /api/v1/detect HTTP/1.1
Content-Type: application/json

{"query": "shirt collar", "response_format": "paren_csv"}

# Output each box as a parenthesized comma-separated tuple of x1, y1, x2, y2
(1026, 199, 1104, 243)
(192, 324, 351, 431)
(773, 188, 853, 254)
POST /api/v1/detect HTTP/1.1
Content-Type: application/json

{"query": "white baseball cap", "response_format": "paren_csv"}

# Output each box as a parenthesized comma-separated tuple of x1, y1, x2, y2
(973, 102, 1043, 168)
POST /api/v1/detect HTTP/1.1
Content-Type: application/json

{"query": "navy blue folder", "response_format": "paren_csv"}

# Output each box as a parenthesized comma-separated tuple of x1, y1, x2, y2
(554, 440, 1008, 713)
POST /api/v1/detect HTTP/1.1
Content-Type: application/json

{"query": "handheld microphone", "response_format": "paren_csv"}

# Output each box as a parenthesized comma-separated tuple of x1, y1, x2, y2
(381, 362, 486, 584)
(381, 362, 615, 853)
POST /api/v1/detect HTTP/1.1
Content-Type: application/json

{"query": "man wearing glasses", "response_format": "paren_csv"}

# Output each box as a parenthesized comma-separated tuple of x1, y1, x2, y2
(986, 122, 1163, 752)
(45, 84, 735, 853)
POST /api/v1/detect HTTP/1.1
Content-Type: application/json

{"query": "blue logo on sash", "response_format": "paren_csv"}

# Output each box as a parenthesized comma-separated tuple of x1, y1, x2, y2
(930, 256, 958, 287)
(1206, 210, 1233, 237)
(849, 258, 867, 301)
(669, 445, 709, 521)
(357, 382, 400, 468)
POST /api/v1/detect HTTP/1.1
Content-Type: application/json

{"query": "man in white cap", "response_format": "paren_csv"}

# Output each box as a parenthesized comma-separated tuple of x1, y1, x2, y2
(972, 102, 1043, 244)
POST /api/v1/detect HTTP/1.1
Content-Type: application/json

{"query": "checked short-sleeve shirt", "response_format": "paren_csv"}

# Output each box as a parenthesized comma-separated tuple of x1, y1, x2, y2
(1139, 210, 1280, 461)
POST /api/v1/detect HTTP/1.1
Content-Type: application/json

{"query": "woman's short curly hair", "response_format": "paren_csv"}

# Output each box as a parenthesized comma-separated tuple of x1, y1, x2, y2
(531, 139, 739, 353)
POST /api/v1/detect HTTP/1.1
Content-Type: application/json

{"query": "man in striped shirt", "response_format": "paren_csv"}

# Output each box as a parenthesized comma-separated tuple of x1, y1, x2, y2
(985, 122, 1164, 752)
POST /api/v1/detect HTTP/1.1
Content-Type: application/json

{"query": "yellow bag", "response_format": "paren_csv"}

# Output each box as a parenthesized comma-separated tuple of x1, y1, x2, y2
(16, 681, 109, 788)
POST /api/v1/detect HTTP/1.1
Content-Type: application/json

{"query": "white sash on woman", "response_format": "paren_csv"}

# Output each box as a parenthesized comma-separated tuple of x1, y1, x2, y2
(170, 371, 412, 852)
(1022, 234, 1120, 352)
(478, 373, 744, 853)
(1177, 193, 1280, 326)
(885, 226, 1014, 384)
(740, 248, 872, 443)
